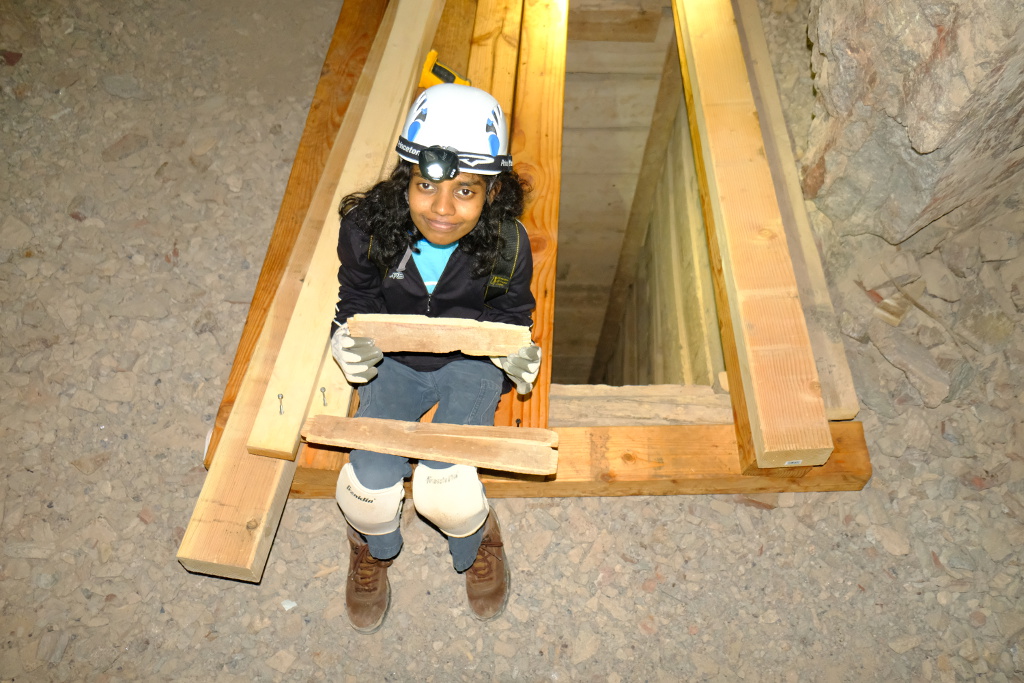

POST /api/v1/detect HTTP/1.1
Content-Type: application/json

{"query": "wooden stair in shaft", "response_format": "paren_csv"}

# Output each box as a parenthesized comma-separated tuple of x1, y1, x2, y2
(178, 0, 870, 584)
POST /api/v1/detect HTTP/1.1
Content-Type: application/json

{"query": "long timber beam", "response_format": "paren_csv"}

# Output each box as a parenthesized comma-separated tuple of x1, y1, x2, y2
(245, 0, 445, 460)
(492, 0, 568, 430)
(204, 0, 389, 468)
(672, 0, 833, 470)
(731, 0, 859, 420)
(178, 0, 442, 581)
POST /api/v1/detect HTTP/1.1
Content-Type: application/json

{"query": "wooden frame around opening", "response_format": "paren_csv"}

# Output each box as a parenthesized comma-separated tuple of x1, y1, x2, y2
(179, 0, 870, 583)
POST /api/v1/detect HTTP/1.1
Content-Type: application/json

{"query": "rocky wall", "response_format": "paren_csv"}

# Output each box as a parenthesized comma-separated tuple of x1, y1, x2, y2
(782, 0, 1024, 422)
(803, 0, 1024, 247)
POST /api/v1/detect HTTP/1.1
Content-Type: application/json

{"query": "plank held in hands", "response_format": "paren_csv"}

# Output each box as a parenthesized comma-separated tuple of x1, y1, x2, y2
(347, 314, 532, 356)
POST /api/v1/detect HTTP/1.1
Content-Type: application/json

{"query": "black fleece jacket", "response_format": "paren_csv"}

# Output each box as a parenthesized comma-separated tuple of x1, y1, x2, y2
(331, 204, 536, 374)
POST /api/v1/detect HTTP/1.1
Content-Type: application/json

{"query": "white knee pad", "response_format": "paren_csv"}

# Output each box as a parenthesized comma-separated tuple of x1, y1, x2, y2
(412, 464, 489, 538)
(335, 463, 405, 536)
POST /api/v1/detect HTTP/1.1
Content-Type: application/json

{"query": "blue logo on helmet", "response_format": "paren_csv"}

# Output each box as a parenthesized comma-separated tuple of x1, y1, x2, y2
(486, 118, 499, 157)
(408, 109, 428, 142)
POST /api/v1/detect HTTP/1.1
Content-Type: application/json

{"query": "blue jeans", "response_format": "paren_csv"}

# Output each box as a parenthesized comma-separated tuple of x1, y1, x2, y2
(347, 357, 504, 571)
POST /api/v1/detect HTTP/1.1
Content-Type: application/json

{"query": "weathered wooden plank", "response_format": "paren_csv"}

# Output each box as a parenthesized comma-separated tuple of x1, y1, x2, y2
(493, 0, 568, 430)
(622, 279, 641, 383)
(304, 352, 354, 423)
(467, 0, 523, 116)
(672, 0, 832, 469)
(590, 39, 681, 382)
(288, 421, 871, 498)
(553, 302, 607, 352)
(549, 383, 733, 426)
(568, 8, 661, 42)
(347, 314, 532, 355)
(648, 164, 690, 384)
(431, 0, 478, 78)
(205, 0, 389, 468)
(732, 0, 859, 420)
(664, 93, 725, 386)
(247, 0, 445, 461)
(178, 0, 393, 582)
(302, 416, 559, 475)
(566, 9, 674, 75)
(635, 246, 654, 384)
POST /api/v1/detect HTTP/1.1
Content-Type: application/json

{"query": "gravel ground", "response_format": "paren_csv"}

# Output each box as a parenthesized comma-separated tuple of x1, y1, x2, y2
(1, 1, 1021, 681)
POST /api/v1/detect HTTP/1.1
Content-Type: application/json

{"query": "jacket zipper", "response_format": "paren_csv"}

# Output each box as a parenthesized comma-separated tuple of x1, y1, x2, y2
(426, 246, 458, 316)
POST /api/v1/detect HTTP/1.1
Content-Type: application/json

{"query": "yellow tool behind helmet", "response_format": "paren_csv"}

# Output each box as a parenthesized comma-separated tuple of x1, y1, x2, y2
(419, 50, 471, 89)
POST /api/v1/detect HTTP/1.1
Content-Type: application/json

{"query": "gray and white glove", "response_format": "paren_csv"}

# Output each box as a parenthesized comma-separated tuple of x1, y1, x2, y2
(491, 343, 542, 395)
(330, 323, 383, 384)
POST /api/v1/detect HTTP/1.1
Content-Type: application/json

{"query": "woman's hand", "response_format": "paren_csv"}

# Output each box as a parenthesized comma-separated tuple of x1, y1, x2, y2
(491, 343, 541, 395)
(331, 324, 384, 384)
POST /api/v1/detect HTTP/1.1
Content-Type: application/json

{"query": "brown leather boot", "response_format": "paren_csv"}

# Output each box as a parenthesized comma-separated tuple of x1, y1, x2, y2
(464, 511, 510, 621)
(345, 526, 392, 634)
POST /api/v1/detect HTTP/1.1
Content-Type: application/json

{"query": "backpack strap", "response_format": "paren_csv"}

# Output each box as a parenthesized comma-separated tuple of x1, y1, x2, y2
(368, 236, 409, 279)
(484, 218, 522, 303)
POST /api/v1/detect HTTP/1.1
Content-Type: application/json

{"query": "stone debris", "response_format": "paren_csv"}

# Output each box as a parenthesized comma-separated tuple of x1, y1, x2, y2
(2, 49, 23, 66)
(0, 215, 33, 250)
(942, 234, 983, 279)
(0, 0, 1020, 681)
(867, 320, 951, 407)
(867, 524, 911, 556)
(888, 634, 922, 654)
(266, 649, 297, 674)
(101, 73, 147, 100)
(100, 132, 149, 162)
(872, 280, 925, 326)
(979, 228, 1019, 263)
(859, 250, 921, 291)
(919, 254, 961, 302)
(955, 279, 1016, 353)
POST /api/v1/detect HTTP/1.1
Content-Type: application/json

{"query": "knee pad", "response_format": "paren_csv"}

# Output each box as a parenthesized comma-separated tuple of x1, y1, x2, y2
(335, 463, 405, 536)
(412, 464, 489, 538)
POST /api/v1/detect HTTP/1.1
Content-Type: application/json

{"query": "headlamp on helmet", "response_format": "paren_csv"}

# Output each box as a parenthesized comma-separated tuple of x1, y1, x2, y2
(419, 146, 460, 182)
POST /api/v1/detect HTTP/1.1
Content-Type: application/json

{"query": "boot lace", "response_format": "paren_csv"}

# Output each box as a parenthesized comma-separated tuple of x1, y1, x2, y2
(349, 543, 390, 593)
(466, 535, 503, 581)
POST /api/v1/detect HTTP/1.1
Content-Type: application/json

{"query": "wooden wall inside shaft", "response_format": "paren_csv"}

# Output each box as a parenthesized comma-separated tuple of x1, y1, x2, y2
(604, 92, 724, 387)
(553, 8, 674, 383)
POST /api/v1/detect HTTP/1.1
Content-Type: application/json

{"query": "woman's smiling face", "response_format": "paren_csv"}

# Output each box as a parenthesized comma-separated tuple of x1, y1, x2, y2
(407, 166, 488, 245)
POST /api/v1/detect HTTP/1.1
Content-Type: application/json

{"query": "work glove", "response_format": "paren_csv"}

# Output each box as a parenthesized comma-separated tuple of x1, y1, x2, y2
(491, 343, 542, 395)
(330, 323, 383, 384)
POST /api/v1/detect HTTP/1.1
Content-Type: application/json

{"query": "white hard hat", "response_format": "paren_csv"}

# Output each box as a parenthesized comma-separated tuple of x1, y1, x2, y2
(396, 83, 512, 176)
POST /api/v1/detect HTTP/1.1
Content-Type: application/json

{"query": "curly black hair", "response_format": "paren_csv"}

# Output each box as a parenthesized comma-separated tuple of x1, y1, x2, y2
(339, 159, 529, 278)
